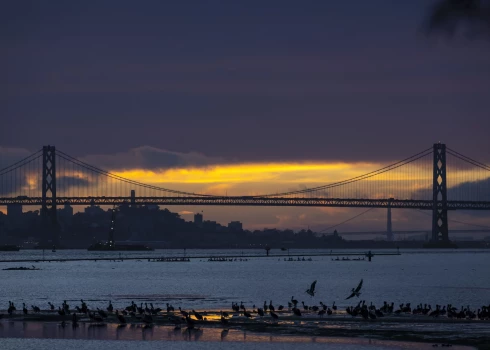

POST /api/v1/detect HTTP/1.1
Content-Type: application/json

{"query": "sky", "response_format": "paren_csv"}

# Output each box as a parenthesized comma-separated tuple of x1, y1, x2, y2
(1, 0, 490, 235)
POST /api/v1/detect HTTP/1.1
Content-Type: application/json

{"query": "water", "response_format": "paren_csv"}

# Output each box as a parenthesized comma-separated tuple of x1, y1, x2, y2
(0, 248, 489, 312)
(0, 337, 474, 350)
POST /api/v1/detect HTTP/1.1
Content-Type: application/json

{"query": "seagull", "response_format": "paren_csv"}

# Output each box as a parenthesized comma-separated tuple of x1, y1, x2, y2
(306, 280, 317, 297)
(346, 279, 363, 299)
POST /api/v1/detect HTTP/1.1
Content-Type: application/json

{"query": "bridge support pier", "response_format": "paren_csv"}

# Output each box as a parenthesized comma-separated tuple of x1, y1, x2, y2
(431, 143, 449, 242)
(387, 198, 393, 241)
(41, 145, 59, 246)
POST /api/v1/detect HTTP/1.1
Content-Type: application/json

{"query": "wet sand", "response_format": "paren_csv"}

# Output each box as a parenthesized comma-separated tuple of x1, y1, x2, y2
(0, 321, 477, 350)
(1, 310, 488, 349)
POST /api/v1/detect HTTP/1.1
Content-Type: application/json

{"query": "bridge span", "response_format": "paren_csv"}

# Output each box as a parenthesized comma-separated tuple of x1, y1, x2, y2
(1, 143, 490, 244)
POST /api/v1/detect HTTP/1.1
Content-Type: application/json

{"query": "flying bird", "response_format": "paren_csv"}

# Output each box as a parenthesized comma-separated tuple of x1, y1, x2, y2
(345, 279, 363, 299)
(306, 280, 317, 297)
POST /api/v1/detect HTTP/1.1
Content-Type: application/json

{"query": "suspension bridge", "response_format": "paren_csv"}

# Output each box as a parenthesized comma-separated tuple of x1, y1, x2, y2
(1, 143, 490, 245)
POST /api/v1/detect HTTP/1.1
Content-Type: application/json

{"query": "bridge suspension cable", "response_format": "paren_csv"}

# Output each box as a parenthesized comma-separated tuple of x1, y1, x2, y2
(447, 147, 490, 171)
(56, 149, 214, 197)
(317, 208, 375, 233)
(254, 147, 434, 199)
(1, 144, 489, 206)
(0, 149, 42, 175)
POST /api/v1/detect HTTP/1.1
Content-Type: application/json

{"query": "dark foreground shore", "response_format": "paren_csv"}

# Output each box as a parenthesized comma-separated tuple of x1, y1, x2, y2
(1, 311, 488, 349)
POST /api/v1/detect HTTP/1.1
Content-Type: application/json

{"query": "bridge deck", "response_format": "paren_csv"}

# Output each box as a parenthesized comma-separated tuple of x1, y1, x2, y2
(1, 196, 490, 210)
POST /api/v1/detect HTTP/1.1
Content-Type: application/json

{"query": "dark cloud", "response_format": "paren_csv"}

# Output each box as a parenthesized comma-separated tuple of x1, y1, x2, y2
(80, 146, 224, 171)
(448, 177, 490, 202)
(0, 147, 36, 170)
(0, 173, 31, 197)
(1, 0, 490, 164)
(0, 147, 38, 197)
(426, 0, 490, 38)
(57, 176, 90, 191)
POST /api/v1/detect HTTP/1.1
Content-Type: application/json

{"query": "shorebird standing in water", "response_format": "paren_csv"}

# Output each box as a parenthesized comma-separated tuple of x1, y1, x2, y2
(291, 296, 298, 307)
(116, 310, 126, 324)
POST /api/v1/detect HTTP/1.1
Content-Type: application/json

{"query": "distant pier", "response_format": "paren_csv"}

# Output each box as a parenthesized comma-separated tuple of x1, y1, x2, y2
(0, 251, 400, 263)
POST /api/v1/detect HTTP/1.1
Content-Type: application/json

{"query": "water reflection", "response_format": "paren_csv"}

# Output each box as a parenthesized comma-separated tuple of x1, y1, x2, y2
(0, 320, 478, 349)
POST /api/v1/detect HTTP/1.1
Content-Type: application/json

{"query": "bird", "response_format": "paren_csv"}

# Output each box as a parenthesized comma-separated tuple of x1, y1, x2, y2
(346, 279, 364, 299)
(58, 307, 65, 316)
(116, 310, 126, 324)
(306, 280, 317, 297)
(302, 301, 309, 311)
(80, 300, 88, 313)
(31, 305, 40, 313)
(179, 307, 189, 317)
(291, 296, 298, 306)
(192, 309, 203, 320)
(269, 300, 275, 312)
(221, 314, 229, 325)
(97, 308, 108, 318)
(8, 301, 15, 315)
(270, 311, 279, 319)
(185, 315, 195, 329)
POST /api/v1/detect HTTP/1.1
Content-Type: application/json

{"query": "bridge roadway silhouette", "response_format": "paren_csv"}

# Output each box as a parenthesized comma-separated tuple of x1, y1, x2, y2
(2, 196, 490, 210)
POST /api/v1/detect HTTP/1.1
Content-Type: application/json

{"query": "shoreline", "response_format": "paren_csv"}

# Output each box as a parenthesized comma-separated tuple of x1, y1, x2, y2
(1, 310, 489, 349)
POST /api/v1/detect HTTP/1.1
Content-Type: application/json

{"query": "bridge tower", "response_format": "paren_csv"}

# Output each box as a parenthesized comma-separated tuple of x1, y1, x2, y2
(41, 145, 59, 246)
(387, 198, 393, 241)
(431, 143, 449, 242)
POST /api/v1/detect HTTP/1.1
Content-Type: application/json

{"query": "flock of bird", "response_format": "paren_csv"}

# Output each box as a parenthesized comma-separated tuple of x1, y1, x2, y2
(2, 278, 489, 330)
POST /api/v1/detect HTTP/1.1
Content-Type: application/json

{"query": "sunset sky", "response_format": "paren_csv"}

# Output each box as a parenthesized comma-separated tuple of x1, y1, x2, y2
(1, 0, 490, 235)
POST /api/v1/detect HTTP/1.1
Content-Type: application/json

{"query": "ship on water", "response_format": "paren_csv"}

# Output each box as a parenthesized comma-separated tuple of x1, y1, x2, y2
(87, 206, 153, 251)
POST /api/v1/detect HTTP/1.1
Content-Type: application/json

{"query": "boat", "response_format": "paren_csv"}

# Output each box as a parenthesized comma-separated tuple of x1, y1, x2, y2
(0, 245, 20, 251)
(87, 206, 154, 251)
